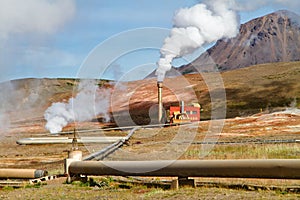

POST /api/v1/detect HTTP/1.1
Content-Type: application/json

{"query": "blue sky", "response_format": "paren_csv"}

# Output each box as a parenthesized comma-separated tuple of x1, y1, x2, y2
(0, 0, 296, 82)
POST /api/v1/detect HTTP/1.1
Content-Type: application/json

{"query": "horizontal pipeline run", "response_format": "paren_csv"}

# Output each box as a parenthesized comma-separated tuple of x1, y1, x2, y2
(0, 169, 47, 179)
(69, 159, 300, 179)
(16, 137, 125, 145)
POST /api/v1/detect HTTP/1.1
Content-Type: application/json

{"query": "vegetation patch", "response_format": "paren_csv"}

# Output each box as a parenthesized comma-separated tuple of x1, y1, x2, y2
(184, 144, 300, 159)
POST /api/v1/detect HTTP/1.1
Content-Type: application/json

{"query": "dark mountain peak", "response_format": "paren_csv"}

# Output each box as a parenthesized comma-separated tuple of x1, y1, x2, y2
(178, 10, 300, 74)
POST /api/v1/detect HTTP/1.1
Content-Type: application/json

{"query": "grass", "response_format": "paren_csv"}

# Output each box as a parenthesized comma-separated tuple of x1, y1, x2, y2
(25, 182, 46, 189)
(143, 188, 166, 198)
(183, 143, 300, 159)
(1, 186, 14, 191)
(218, 61, 300, 118)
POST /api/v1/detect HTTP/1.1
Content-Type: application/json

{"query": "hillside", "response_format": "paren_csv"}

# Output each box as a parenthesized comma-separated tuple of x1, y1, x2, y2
(120, 61, 300, 121)
(201, 61, 300, 118)
(1, 61, 299, 128)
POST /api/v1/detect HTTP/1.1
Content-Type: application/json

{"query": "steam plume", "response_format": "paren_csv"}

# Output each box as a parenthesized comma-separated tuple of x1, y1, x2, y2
(44, 80, 111, 133)
(0, 113, 10, 139)
(156, 0, 240, 81)
(0, 80, 41, 138)
(0, 81, 16, 137)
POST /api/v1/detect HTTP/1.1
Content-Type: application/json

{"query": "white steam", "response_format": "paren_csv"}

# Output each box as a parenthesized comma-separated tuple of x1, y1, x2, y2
(0, 112, 10, 140)
(44, 80, 111, 134)
(156, 0, 240, 81)
(0, 80, 42, 138)
(0, 81, 17, 137)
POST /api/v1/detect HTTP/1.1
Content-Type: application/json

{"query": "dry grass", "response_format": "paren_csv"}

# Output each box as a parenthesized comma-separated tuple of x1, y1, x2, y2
(183, 143, 300, 160)
(1, 177, 299, 200)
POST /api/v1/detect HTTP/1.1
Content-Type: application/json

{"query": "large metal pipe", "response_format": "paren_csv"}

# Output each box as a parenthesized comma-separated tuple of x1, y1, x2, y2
(157, 81, 163, 123)
(0, 169, 47, 179)
(69, 159, 300, 179)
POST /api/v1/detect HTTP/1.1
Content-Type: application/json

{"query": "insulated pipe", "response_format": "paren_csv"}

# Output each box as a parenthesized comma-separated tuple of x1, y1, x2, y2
(157, 81, 163, 123)
(69, 159, 300, 179)
(0, 169, 47, 179)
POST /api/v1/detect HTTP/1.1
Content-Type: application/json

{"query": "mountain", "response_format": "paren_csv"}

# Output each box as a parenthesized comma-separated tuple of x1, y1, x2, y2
(176, 10, 300, 74)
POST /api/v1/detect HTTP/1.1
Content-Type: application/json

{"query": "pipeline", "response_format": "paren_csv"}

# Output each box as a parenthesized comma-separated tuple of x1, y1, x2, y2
(69, 159, 300, 179)
(192, 139, 300, 145)
(82, 139, 124, 161)
(83, 127, 139, 161)
(16, 136, 125, 145)
(0, 168, 47, 179)
(35, 122, 173, 136)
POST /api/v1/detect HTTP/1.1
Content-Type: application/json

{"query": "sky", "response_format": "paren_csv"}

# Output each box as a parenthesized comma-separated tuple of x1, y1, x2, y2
(0, 0, 298, 82)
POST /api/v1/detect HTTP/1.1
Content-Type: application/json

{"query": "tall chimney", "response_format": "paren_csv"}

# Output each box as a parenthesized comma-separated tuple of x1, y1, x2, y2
(157, 81, 163, 123)
(180, 101, 184, 114)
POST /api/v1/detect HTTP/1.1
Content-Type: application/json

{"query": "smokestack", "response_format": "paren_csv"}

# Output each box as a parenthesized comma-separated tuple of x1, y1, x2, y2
(157, 81, 163, 123)
(180, 101, 184, 114)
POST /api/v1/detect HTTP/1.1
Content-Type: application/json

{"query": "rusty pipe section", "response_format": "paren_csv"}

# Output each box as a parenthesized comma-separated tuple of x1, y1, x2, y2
(69, 159, 300, 179)
(0, 168, 47, 179)
(157, 81, 163, 123)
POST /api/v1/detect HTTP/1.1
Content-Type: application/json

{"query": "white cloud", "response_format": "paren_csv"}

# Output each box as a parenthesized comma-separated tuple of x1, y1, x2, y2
(233, 0, 300, 12)
(0, 0, 77, 82)
(0, 0, 76, 40)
